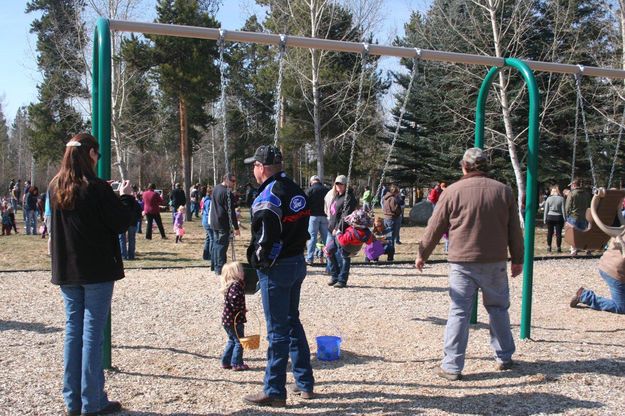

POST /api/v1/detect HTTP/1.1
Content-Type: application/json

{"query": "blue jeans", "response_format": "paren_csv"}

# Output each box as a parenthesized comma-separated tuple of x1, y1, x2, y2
(443, 262, 515, 374)
(118, 225, 137, 260)
(203, 224, 214, 261)
(222, 323, 245, 366)
(306, 216, 328, 263)
(191, 201, 199, 217)
(60, 282, 115, 414)
(257, 255, 314, 398)
(136, 217, 142, 234)
(394, 213, 403, 242)
(211, 230, 230, 274)
(580, 270, 625, 314)
(327, 235, 351, 285)
(25, 208, 37, 234)
(384, 218, 398, 250)
(567, 215, 588, 231)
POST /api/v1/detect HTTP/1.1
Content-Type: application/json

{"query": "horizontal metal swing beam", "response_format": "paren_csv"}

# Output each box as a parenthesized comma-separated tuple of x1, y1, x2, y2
(109, 19, 625, 79)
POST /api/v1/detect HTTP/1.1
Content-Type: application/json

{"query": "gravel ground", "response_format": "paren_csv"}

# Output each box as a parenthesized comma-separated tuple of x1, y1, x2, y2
(1, 258, 624, 415)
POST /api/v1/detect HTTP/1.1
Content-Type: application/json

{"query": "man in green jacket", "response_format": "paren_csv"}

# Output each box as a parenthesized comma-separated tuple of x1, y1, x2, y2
(565, 177, 592, 255)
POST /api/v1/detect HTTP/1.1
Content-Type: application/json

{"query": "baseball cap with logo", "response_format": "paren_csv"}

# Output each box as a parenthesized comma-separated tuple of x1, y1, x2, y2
(244, 145, 283, 165)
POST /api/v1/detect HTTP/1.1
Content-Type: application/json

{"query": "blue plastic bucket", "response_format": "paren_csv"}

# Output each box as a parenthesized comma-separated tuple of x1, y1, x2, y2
(316, 335, 342, 361)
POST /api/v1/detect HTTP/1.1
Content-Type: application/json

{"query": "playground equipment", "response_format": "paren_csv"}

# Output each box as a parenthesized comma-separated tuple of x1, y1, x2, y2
(571, 72, 625, 189)
(564, 188, 625, 251)
(93, 17, 625, 367)
(374, 54, 420, 210)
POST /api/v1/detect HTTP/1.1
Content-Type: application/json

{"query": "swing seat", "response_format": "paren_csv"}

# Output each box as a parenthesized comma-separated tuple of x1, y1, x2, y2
(563, 188, 625, 251)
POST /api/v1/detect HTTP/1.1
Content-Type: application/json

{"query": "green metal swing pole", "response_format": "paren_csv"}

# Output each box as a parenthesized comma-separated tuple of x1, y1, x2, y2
(93, 17, 113, 369)
(474, 58, 540, 340)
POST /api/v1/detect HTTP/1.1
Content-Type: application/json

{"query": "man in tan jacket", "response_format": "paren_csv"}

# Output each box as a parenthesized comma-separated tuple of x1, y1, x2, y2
(415, 147, 524, 380)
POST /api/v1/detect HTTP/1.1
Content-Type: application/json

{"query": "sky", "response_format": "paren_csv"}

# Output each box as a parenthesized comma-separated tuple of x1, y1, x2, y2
(0, 0, 428, 124)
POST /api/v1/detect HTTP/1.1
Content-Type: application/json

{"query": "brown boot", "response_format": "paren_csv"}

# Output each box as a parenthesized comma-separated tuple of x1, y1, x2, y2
(290, 385, 315, 399)
(242, 392, 286, 407)
(570, 287, 584, 308)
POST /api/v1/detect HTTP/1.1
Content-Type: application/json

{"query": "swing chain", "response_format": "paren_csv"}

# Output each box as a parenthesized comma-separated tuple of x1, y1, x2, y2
(571, 73, 579, 184)
(374, 51, 420, 209)
(574, 72, 597, 189)
(218, 30, 236, 255)
(218, 30, 230, 174)
(608, 104, 625, 188)
(576, 72, 597, 189)
(273, 34, 287, 147)
(345, 44, 370, 192)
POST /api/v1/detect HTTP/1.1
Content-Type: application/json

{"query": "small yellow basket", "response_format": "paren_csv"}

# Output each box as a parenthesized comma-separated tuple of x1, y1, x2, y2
(235, 311, 261, 350)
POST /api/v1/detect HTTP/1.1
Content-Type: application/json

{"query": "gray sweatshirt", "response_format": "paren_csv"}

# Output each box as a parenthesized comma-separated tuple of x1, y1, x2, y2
(543, 195, 565, 222)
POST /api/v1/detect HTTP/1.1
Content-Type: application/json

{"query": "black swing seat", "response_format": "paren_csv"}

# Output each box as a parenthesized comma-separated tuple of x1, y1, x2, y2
(564, 188, 625, 251)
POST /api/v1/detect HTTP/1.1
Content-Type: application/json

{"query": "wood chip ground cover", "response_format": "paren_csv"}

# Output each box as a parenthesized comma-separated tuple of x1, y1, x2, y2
(1, 259, 624, 415)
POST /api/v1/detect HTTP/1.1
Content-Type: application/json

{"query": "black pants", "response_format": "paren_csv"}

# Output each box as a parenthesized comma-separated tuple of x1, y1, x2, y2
(546, 216, 564, 248)
(146, 213, 166, 239)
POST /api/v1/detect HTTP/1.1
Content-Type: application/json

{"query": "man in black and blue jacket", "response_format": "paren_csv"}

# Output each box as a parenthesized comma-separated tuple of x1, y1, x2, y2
(242, 145, 315, 407)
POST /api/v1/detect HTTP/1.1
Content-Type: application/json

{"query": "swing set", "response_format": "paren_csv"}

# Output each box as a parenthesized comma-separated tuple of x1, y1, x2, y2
(92, 17, 625, 368)
(564, 72, 625, 251)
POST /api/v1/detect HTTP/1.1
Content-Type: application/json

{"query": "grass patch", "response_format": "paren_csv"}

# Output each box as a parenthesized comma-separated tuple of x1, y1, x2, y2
(0, 209, 572, 271)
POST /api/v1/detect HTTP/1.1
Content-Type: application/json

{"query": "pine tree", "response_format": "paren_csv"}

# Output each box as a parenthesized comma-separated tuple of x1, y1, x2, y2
(153, 0, 219, 212)
(0, 103, 11, 187)
(26, 0, 88, 163)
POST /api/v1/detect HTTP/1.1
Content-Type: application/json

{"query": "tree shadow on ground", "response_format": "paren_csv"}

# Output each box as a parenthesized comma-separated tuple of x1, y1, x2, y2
(430, 357, 625, 385)
(0, 319, 62, 334)
(135, 257, 197, 262)
(410, 316, 490, 331)
(223, 391, 601, 416)
(117, 413, 216, 416)
(354, 285, 447, 293)
(114, 344, 219, 360)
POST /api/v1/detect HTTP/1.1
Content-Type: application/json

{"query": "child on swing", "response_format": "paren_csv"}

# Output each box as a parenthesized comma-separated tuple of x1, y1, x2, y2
(335, 208, 374, 255)
(173, 205, 185, 243)
(220, 261, 249, 371)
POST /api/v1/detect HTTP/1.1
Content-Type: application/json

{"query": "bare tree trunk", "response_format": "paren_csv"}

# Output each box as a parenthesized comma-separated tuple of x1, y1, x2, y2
(30, 155, 35, 187)
(211, 124, 217, 186)
(179, 96, 192, 220)
(311, 48, 324, 180)
(486, 0, 525, 225)
(137, 141, 144, 189)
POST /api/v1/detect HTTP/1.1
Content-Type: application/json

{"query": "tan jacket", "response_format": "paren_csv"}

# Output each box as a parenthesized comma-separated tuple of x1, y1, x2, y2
(598, 238, 625, 282)
(417, 172, 524, 264)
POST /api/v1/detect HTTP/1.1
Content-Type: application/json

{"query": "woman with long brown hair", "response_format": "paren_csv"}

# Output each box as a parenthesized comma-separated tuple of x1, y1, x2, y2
(50, 133, 135, 416)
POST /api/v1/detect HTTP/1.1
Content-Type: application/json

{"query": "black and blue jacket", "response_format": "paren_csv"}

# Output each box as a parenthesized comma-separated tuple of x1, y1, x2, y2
(247, 172, 310, 269)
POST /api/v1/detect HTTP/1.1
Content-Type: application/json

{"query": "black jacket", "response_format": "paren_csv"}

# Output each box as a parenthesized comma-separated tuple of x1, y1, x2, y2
(169, 188, 186, 209)
(328, 189, 357, 232)
(306, 182, 329, 217)
(50, 177, 135, 285)
(208, 183, 238, 232)
(247, 172, 310, 270)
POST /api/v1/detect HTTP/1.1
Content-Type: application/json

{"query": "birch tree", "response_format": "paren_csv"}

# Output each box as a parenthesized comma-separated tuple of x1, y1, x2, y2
(261, 0, 383, 181)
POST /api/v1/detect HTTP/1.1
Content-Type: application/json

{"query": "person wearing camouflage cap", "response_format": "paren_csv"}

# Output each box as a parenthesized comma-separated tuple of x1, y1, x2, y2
(415, 147, 524, 381)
